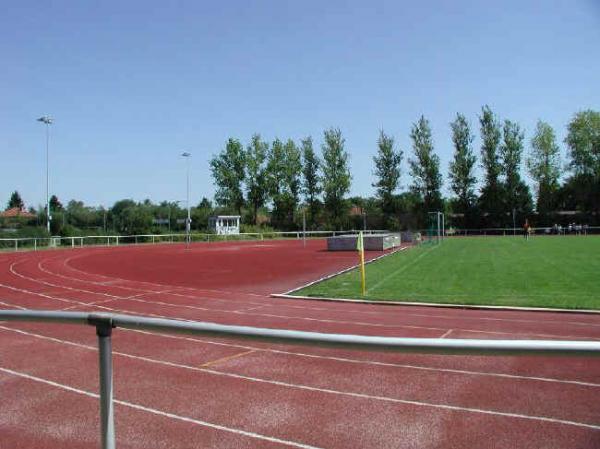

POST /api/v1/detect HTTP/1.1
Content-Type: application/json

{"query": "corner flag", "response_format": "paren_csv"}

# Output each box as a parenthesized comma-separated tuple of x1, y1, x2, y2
(357, 232, 366, 295)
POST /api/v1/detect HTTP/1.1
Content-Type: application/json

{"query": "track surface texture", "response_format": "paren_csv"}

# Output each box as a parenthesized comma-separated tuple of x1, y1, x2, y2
(1, 238, 600, 449)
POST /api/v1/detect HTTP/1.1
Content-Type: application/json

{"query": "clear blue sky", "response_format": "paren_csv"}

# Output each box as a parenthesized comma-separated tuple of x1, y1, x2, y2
(1, 0, 599, 209)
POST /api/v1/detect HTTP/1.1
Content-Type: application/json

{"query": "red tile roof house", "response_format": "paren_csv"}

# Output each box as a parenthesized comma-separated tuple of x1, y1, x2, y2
(0, 207, 36, 219)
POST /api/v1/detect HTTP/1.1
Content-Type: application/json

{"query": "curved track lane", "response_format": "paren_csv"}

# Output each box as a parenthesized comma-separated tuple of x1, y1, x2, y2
(1, 239, 600, 448)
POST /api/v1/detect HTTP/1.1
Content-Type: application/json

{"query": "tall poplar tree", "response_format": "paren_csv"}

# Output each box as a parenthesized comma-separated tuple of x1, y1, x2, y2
(322, 128, 351, 229)
(245, 134, 269, 224)
(528, 121, 560, 215)
(301, 137, 322, 226)
(564, 110, 600, 214)
(478, 105, 503, 226)
(449, 113, 477, 226)
(210, 138, 246, 215)
(268, 139, 302, 228)
(501, 120, 532, 223)
(409, 116, 442, 222)
(372, 130, 402, 223)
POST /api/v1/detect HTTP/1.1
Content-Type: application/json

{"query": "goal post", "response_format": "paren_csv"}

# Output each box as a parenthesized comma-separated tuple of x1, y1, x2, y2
(426, 211, 444, 244)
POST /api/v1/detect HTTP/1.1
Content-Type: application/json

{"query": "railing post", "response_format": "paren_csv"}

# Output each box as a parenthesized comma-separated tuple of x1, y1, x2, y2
(89, 316, 116, 449)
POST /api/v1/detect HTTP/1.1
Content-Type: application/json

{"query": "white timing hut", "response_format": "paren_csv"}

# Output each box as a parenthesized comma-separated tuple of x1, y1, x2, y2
(208, 215, 241, 235)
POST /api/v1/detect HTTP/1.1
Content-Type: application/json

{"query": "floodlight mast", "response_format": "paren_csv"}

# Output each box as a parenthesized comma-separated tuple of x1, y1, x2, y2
(181, 152, 192, 248)
(37, 116, 53, 234)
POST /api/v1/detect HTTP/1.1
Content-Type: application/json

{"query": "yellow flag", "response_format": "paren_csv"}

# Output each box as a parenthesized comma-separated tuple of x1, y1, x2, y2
(357, 232, 366, 295)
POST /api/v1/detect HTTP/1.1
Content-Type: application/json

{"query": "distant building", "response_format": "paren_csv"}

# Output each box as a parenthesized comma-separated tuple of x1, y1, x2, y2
(0, 207, 36, 229)
(208, 215, 241, 235)
(349, 205, 364, 216)
(0, 207, 36, 219)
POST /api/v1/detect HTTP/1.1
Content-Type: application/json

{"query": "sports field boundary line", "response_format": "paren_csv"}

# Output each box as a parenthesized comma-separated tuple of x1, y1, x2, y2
(272, 293, 600, 314)
(277, 245, 409, 296)
(272, 245, 600, 315)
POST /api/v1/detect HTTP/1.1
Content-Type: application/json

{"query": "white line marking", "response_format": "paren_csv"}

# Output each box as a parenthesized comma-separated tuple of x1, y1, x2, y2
(0, 300, 27, 310)
(281, 246, 408, 295)
(61, 298, 117, 311)
(2, 326, 599, 430)
(0, 366, 323, 449)
(40, 255, 267, 307)
(440, 329, 453, 339)
(368, 245, 438, 293)
(1, 275, 598, 342)
(41, 248, 600, 327)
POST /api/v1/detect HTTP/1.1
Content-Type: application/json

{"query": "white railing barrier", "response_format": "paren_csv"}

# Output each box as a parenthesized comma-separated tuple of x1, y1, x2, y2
(1, 309, 600, 449)
(0, 229, 391, 253)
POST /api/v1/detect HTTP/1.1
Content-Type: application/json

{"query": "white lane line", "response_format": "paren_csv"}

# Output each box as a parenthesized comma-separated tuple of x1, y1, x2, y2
(367, 245, 438, 293)
(39, 256, 162, 293)
(2, 325, 599, 430)
(42, 255, 267, 307)
(2, 275, 599, 342)
(282, 246, 408, 295)
(0, 281, 95, 307)
(7, 316, 600, 388)
(440, 329, 453, 339)
(123, 328, 600, 389)
(10, 260, 124, 299)
(271, 303, 600, 330)
(0, 300, 27, 310)
(42, 250, 600, 330)
(0, 366, 323, 449)
(235, 305, 266, 313)
(61, 298, 118, 311)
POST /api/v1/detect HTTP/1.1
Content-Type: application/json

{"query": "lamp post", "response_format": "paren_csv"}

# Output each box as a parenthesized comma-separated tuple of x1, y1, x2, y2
(181, 152, 192, 247)
(37, 116, 53, 234)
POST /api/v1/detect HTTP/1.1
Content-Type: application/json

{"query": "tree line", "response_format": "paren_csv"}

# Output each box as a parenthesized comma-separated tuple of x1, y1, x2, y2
(2, 192, 221, 237)
(210, 107, 600, 230)
(3, 107, 598, 236)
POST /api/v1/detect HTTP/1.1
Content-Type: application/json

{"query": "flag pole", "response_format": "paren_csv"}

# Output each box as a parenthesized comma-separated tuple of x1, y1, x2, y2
(357, 231, 366, 295)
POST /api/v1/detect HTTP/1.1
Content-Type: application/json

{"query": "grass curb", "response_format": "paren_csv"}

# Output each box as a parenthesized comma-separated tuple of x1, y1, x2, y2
(270, 292, 600, 314)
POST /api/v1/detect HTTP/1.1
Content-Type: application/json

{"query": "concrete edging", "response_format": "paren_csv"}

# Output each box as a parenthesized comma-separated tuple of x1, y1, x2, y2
(271, 293, 600, 314)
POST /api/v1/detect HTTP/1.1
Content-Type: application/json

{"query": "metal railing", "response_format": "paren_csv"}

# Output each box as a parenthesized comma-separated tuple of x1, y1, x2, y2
(0, 229, 390, 252)
(443, 226, 600, 237)
(1, 309, 600, 449)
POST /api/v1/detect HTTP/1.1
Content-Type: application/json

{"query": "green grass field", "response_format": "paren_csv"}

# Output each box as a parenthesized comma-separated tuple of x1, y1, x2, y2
(297, 236, 600, 309)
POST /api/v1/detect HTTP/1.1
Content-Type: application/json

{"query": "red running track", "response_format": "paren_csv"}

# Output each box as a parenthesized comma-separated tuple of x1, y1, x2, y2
(1, 238, 600, 449)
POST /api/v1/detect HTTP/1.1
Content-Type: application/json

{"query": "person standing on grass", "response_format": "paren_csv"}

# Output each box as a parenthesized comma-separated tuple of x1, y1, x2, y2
(523, 219, 531, 240)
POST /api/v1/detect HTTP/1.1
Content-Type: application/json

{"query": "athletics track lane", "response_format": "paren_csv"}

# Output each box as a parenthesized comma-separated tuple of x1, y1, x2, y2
(1, 239, 600, 448)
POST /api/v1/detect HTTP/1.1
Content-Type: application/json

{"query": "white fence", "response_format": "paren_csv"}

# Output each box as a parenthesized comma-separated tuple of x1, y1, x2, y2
(0, 229, 389, 252)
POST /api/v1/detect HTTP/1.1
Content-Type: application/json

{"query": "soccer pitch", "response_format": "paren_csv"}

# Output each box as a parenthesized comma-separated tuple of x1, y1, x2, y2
(297, 236, 600, 310)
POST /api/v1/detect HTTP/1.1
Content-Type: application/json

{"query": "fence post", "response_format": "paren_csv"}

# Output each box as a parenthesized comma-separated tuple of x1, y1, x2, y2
(89, 316, 116, 449)
(34, 239, 37, 251)
(15, 240, 18, 252)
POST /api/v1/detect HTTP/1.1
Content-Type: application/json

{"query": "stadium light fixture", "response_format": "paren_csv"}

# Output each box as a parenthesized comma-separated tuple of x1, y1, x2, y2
(181, 152, 192, 247)
(37, 116, 53, 234)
